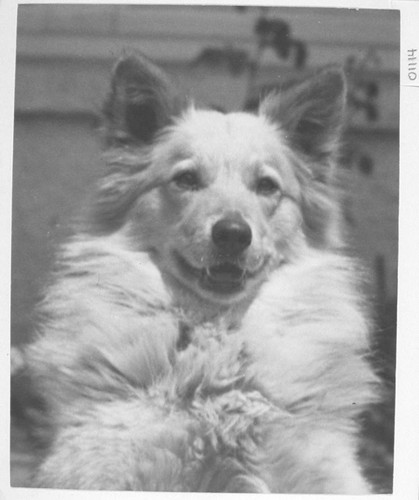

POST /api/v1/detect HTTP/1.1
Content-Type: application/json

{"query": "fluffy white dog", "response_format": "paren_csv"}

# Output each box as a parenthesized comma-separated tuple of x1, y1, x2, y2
(24, 52, 378, 493)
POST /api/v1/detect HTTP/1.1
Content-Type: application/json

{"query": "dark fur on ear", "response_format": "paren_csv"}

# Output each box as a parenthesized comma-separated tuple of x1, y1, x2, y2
(102, 51, 181, 146)
(259, 66, 346, 163)
(88, 53, 183, 233)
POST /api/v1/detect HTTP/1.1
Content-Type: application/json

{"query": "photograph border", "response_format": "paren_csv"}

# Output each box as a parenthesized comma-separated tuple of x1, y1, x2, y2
(2, 1, 418, 499)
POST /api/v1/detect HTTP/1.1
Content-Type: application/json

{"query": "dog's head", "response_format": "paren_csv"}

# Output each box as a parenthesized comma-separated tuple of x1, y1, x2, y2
(92, 52, 346, 305)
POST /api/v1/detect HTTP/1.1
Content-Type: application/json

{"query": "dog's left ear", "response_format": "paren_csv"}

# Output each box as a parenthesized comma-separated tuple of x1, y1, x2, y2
(103, 51, 181, 146)
(259, 66, 346, 160)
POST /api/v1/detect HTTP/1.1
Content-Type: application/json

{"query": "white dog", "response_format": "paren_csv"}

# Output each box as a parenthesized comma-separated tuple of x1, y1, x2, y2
(24, 52, 378, 493)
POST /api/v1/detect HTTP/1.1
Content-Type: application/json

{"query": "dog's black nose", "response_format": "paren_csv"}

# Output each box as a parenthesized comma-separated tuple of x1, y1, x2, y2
(211, 215, 252, 254)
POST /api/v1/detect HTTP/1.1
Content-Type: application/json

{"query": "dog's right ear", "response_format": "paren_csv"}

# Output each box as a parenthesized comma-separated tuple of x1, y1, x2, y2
(103, 52, 180, 146)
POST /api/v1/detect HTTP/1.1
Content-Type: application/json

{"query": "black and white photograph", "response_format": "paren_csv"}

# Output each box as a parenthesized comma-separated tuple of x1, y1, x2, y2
(2, 1, 417, 498)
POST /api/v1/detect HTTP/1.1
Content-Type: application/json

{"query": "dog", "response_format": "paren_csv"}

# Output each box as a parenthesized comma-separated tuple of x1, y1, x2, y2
(22, 52, 378, 493)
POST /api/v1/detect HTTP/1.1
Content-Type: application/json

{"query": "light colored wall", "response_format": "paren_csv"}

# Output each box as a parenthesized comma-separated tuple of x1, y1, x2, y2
(12, 5, 400, 344)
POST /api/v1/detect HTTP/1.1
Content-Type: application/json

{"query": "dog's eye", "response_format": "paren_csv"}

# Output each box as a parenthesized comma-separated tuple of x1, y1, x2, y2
(255, 176, 281, 196)
(172, 170, 202, 190)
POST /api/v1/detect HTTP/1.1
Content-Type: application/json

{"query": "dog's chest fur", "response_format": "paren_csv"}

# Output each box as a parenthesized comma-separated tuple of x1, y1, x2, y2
(28, 235, 375, 492)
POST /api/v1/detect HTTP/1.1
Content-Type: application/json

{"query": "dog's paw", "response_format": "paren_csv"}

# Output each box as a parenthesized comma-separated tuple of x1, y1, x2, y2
(225, 475, 270, 493)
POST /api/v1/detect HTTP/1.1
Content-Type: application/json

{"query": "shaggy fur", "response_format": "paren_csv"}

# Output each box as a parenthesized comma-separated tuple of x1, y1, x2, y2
(24, 52, 378, 493)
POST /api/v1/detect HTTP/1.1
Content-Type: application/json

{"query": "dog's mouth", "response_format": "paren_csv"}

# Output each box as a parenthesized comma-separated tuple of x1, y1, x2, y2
(174, 252, 247, 295)
(202, 262, 246, 293)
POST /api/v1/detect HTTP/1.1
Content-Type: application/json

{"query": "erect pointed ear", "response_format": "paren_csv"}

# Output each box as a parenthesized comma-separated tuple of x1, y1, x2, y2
(102, 51, 181, 146)
(259, 66, 346, 160)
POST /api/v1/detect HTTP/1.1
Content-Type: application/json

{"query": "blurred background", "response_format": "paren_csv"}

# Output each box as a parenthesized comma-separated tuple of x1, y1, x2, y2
(11, 4, 399, 492)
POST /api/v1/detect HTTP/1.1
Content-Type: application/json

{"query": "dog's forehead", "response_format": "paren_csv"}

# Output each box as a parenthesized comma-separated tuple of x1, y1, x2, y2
(171, 109, 284, 163)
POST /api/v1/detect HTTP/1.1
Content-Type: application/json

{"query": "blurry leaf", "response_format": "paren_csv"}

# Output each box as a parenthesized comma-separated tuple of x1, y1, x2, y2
(192, 46, 250, 76)
(345, 52, 381, 123)
(254, 17, 307, 69)
(255, 17, 290, 54)
(358, 154, 374, 176)
(293, 40, 307, 69)
(366, 81, 379, 98)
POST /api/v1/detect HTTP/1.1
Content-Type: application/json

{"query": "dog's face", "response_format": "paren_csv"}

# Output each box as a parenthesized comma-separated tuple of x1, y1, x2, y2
(136, 109, 304, 303)
(95, 53, 346, 305)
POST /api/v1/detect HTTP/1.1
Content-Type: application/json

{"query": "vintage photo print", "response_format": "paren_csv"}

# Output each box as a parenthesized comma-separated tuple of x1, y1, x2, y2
(1, 1, 418, 499)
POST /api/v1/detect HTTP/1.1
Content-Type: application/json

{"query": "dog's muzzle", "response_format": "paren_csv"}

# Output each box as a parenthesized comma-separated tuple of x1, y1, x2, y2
(173, 215, 256, 295)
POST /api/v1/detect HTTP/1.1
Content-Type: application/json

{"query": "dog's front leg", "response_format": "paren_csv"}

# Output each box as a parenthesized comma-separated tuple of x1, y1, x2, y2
(260, 425, 371, 494)
(199, 457, 271, 493)
(224, 475, 271, 493)
(27, 306, 206, 490)
(32, 395, 202, 491)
